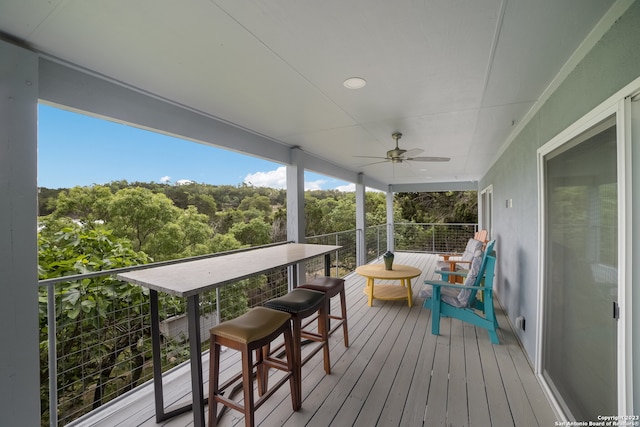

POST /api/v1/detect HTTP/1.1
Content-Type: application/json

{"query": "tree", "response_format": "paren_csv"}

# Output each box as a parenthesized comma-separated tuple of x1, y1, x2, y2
(52, 185, 113, 227)
(107, 187, 179, 253)
(212, 209, 245, 235)
(325, 194, 356, 232)
(230, 217, 272, 246)
(305, 194, 325, 237)
(272, 207, 287, 242)
(365, 192, 388, 226)
(38, 217, 152, 423)
(396, 191, 478, 223)
(152, 206, 213, 260)
(238, 194, 272, 216)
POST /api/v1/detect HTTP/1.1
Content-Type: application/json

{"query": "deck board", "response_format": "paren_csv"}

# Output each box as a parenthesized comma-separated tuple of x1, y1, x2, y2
(69, 252, 558, 427)
(464, 322, 492, 427)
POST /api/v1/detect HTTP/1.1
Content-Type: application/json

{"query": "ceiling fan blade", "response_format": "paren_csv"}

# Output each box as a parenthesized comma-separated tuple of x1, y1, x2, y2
(353, 155, 388, 159)
(358, 160, 390, 167)
(406, 156, 450, 162)
(403, 148, 423, 157)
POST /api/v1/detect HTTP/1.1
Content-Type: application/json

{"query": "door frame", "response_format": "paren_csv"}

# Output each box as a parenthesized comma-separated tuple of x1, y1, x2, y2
(480, 184, 493, 240)
(535, 77, 640, 418)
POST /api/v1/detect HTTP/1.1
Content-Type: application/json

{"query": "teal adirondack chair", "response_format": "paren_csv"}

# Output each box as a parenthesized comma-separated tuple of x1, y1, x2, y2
(421, 240, 499, 344)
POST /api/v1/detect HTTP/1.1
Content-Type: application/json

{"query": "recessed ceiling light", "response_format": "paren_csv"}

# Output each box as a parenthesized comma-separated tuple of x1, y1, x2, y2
(343, 77, 366, 89)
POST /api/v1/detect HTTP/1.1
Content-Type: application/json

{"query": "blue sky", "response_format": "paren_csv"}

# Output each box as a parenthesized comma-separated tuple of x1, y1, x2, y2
(37, 104, 354, 191)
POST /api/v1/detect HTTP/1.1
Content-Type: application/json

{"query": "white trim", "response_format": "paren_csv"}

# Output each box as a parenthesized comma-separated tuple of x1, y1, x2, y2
(480, 184, 494, 239)
(535, 146, 545, 376)
(620, 94, 636, 414)
(615, 96, 631, 416)
(535, 77, 640, 418)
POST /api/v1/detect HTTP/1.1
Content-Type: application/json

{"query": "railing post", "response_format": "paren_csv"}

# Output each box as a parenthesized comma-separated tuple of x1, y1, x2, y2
(431, 224, 435, 252)
(47, 285, 58, 427)
(216, 288, 221, 324)
(335, 234, 339, 277)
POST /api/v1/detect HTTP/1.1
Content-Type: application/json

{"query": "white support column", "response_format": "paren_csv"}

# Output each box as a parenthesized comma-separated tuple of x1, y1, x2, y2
(0, 41, 40, 426)
(355, 173, 367, 266)
(286, 147, 306, 286)
(386, 185, 395, 252)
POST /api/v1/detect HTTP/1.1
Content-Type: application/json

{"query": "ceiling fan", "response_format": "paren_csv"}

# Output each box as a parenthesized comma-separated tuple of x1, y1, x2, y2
(356, 132, 450, 166)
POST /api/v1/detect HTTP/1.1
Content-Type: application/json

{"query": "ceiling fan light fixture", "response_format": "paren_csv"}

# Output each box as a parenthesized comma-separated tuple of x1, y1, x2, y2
(343, 77, 366, 89)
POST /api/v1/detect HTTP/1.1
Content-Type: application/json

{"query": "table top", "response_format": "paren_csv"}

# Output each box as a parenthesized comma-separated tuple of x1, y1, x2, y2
(117, 243, 340, 297)
(355, 263, 422, 280)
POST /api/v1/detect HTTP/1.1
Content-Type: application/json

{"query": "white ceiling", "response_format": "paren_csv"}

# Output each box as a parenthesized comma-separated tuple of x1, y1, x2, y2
(0, 0, 616, 187)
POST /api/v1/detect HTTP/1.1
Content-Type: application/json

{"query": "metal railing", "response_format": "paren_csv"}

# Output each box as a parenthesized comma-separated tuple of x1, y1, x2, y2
(40, 223, 477, 426)
(393, 222, 480, 253)
(305, 228, 358, 276)
(39, 242, 326, 426)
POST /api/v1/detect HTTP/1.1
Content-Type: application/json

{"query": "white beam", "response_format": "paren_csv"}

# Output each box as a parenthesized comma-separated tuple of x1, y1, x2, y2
(355, 173, 366, 266)
(287, 147, 306, 286)
(0, 40, 40, 426)
(386, 186, 395, 252)
(392, 181, 478, 193)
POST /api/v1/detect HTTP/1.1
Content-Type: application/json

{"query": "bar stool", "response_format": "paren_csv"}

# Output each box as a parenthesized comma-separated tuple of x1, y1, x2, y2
(263, 288, 330, 404)
(299, 276, 349, 347)
(208, 306, 299, 427)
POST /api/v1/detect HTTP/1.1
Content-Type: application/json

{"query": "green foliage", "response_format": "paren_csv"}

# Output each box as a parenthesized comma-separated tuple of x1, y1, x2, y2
(107, 187, 179, 252)
(51, 185, 113, 227)
(325, 194, 356, 231)
(230, 217, 272, 246)
(396, 191, 478, 223)
(38, 217, 152, 423)
(209, 233, 243, 253)
(152, 206, 213, 260)
(213, 209, 246, 235)
(365, 191, 389, 225)
(238, 194, 272, 215)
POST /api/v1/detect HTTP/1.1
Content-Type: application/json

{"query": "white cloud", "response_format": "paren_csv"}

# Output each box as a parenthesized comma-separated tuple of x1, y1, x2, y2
(176, 179, 194, 186)
(335, 183, 355, 192)
(160, 176, 171, 183)
(244, 167, 327, 190)
(305, 179, 327, 191)
(244, 167, 360, 192)
(244, 166, 287, 189)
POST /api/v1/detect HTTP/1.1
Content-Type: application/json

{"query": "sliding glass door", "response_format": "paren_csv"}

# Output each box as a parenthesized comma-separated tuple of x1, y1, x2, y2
(541, 116, 618, 420)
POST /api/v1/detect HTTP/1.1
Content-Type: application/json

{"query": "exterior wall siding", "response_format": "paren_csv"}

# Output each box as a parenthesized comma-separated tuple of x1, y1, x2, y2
(480, 1, 640, 410)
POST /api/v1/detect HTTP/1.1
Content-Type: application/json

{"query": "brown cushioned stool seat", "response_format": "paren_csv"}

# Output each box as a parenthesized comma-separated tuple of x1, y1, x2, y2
(299, 276, 349, 347)
(208, 306, 299, 427)
(263, 288, 330, 404)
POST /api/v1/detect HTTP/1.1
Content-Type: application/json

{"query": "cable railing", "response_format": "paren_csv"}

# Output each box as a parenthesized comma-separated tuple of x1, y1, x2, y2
(40, 223, 477, 426)
(393, 222, 480, 253)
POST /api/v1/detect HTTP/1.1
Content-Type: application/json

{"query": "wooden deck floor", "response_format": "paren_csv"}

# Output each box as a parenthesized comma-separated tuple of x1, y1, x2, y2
(70, 252, 558, 427)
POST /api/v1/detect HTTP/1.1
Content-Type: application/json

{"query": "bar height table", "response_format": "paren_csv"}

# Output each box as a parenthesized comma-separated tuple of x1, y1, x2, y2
(117, 243, 340, 427)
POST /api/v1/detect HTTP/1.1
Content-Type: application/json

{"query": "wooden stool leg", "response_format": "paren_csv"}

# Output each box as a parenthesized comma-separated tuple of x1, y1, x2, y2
(257, 344, 270, 396)
(282, 326, 300, 411)
(241, 344, 255, 427)
(256, 347, 266, 397)
(319, 302, 331, 375)
(291, 316, 302, 406)
(339, 288, 349, 347)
